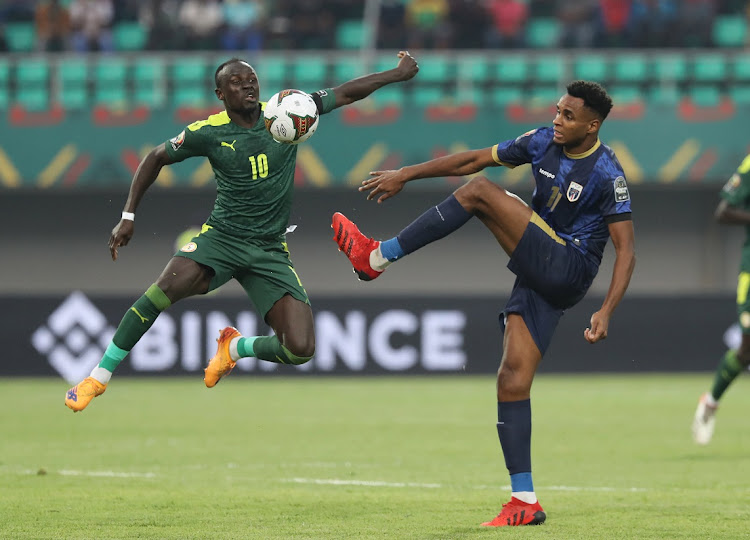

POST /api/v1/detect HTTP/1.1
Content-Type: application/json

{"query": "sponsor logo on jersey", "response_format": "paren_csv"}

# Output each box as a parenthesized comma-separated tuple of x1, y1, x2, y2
(170, 130, 185, 151)
(539, 168, 555, 179)
(180, 242, 197, 253)
(614, 176, 630, 202)
(221, 140, 237, 151)
(567, 181, 583, 202)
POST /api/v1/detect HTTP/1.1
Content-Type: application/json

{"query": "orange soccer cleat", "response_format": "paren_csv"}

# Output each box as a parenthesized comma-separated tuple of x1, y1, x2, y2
(204, 326, 241, 388)
(481, 497, 546, 527)
(331, 212, 383, 281)
(65, 377, 107, 412)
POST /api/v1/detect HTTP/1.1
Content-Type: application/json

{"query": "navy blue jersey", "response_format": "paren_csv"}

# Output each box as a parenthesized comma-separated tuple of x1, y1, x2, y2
(493, 126, 632, 266)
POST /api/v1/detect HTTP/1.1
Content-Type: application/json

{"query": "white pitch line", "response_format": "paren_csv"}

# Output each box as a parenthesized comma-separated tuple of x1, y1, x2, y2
(58, 469, 156, 478)
(5, 468, 157, 479)
(286, 478, 646, 492)
(285, 477, 442, 489)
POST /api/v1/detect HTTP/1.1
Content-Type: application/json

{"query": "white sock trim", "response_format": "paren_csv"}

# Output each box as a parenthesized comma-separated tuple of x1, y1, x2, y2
(369, 244, 391, 272)
(229, 337, 241, 361)
(89, 366, 112, 384)
(512, 491, 537, 504)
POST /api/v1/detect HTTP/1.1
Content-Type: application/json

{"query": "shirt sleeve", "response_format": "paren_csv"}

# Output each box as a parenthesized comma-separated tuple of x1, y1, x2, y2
(599, 173, 632, 222)
(310, 88, 337, 115)
(164, 123, 207, 163)
(491, 127, 546, 168)
(720, 155, 750, 206)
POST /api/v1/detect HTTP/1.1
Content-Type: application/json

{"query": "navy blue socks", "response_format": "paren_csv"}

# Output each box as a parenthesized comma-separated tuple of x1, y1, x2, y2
(497, 399, 533, 493)
(380, 194, 472, 261)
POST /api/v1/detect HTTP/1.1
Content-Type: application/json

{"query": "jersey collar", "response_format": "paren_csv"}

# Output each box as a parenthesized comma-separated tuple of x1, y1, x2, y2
(564, 138, 601, 160)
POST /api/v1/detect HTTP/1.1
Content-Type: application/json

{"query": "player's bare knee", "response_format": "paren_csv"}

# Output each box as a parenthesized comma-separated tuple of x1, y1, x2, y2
(456, 176, 494, 207)
(283, 335, 315, 361)
(496, 365, 531, 398)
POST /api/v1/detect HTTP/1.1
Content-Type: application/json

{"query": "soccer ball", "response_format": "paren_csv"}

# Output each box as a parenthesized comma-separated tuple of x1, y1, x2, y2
(263, 89, 320, 144)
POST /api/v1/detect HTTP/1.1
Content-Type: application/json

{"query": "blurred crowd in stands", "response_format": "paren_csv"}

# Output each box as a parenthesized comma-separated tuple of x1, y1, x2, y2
(0, 0, 749, 53)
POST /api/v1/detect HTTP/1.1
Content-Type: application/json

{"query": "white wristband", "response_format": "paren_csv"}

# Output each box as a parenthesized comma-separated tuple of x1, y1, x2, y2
(121, 212, 135, 221)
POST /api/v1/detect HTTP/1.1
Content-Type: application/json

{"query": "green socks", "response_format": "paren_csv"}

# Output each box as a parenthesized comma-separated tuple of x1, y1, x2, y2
(239, 336, 311, 365)
(97, 284, 171, 374)
(710, 349, 743, 401)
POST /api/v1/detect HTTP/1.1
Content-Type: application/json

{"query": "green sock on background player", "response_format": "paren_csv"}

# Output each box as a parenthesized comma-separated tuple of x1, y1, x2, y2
(90, 284, 171, 384)
(710, 349, 743, 401)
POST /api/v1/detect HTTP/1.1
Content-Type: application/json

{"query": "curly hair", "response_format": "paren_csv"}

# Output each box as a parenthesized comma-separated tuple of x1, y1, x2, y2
(566, 80, 613, 120)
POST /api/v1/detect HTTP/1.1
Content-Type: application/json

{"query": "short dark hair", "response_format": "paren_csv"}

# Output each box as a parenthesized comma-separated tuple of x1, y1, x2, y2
(214, 58, 248, 88)
(566, 80, 613, 120)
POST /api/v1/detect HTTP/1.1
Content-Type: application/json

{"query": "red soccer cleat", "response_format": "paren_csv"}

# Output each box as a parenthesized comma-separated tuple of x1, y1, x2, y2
(331, 212, 383, 281)
(481, 497, 546, 527)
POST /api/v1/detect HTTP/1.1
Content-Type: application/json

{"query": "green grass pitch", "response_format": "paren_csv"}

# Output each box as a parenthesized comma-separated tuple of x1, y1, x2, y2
(1, 374, 749, 539)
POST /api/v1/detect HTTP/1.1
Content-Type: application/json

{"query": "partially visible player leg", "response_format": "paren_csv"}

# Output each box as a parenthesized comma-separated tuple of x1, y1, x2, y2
(483, 313, 546, 527)
(692, 333, 750, 444)
(332, 176, 531, 280)
(206, 296, 314, 386)
(65, 257, 210, 411)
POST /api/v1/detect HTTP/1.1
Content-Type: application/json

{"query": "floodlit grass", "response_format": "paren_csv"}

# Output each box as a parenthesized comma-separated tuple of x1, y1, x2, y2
(1, 374, 749, 539)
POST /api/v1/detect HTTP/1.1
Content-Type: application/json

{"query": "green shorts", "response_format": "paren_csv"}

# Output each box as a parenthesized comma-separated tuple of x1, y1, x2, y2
(175, 224, 309, 320)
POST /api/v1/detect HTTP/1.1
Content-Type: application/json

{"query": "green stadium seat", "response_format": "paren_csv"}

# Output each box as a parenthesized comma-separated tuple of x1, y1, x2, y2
(5, 22, 35, 52)
(113, 22, 147, 51)
(713, 15, 747, 48)
(573, 55, 609, 83)
(455, 87, 486, 106)
(651, 54, 688, 82)
(16, 60, 50, 88)
(334, 57, 364, 83)
(291, 57, 327, 88)
(491, 87, 523, 106)
(457, 56, 490, 84)
(613, 54, 648, 82)
(525, 18, 560, 48)
(16, 87, 49, 111)
(95, 85, 128, 107)
(732, 54, 750, 81)
(95, 58, 127, 85)
(171, 58, 207, 85)
(0, 60, 8, 109)
(527, 86, 562, 106)
(59, 58, 89, 86)
(411, 87, 447, 108)
(693, 54, 726, 82)
(689, 85, 722, 107)
(729, 84, 750, 104)
(648, 85, 682, 105)
(416, 57, 451, 83)
(496, 57, 528, 84)
(133, 59, 165, 108)
(610, 85, 643, 104)
(59, 86, 88, 110)
(336, 20, 366, 49)
(533, 54, 565, 83)
(174, 86, 210, 107)
(369, 86, 403, 106)
(255, 56, 286, 93)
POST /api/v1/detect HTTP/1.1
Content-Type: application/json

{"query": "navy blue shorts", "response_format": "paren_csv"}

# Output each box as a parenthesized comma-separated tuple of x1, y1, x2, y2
(501, 213, 598, 355)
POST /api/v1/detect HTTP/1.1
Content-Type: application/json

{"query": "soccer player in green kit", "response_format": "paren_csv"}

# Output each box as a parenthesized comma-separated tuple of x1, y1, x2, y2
(65, 51, 419, 411)
(693, 154, 750, 443)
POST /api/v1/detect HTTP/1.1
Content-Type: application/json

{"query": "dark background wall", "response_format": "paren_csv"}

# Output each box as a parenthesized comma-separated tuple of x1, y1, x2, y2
(0, 184, 739, 297)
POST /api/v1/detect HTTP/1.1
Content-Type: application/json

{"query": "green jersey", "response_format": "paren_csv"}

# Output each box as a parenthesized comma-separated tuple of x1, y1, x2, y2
(164, 90, 337, 239)
(720, 154, 750, 272)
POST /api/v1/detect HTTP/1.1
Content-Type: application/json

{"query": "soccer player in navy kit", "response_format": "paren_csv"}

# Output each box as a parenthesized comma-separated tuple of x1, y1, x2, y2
(332, 81, 636, 527)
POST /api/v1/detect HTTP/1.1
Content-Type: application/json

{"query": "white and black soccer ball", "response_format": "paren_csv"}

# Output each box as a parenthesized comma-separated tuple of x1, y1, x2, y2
(263, 89, 320, 144)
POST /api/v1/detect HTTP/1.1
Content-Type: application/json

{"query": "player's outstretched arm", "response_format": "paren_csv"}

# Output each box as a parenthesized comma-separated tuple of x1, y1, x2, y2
(328, 51, 419, 110)
(715, 199, 750, 225)
(584, 219, 636, 343)
(361, 147, 499, 203)
(109, 143, 174, 261)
